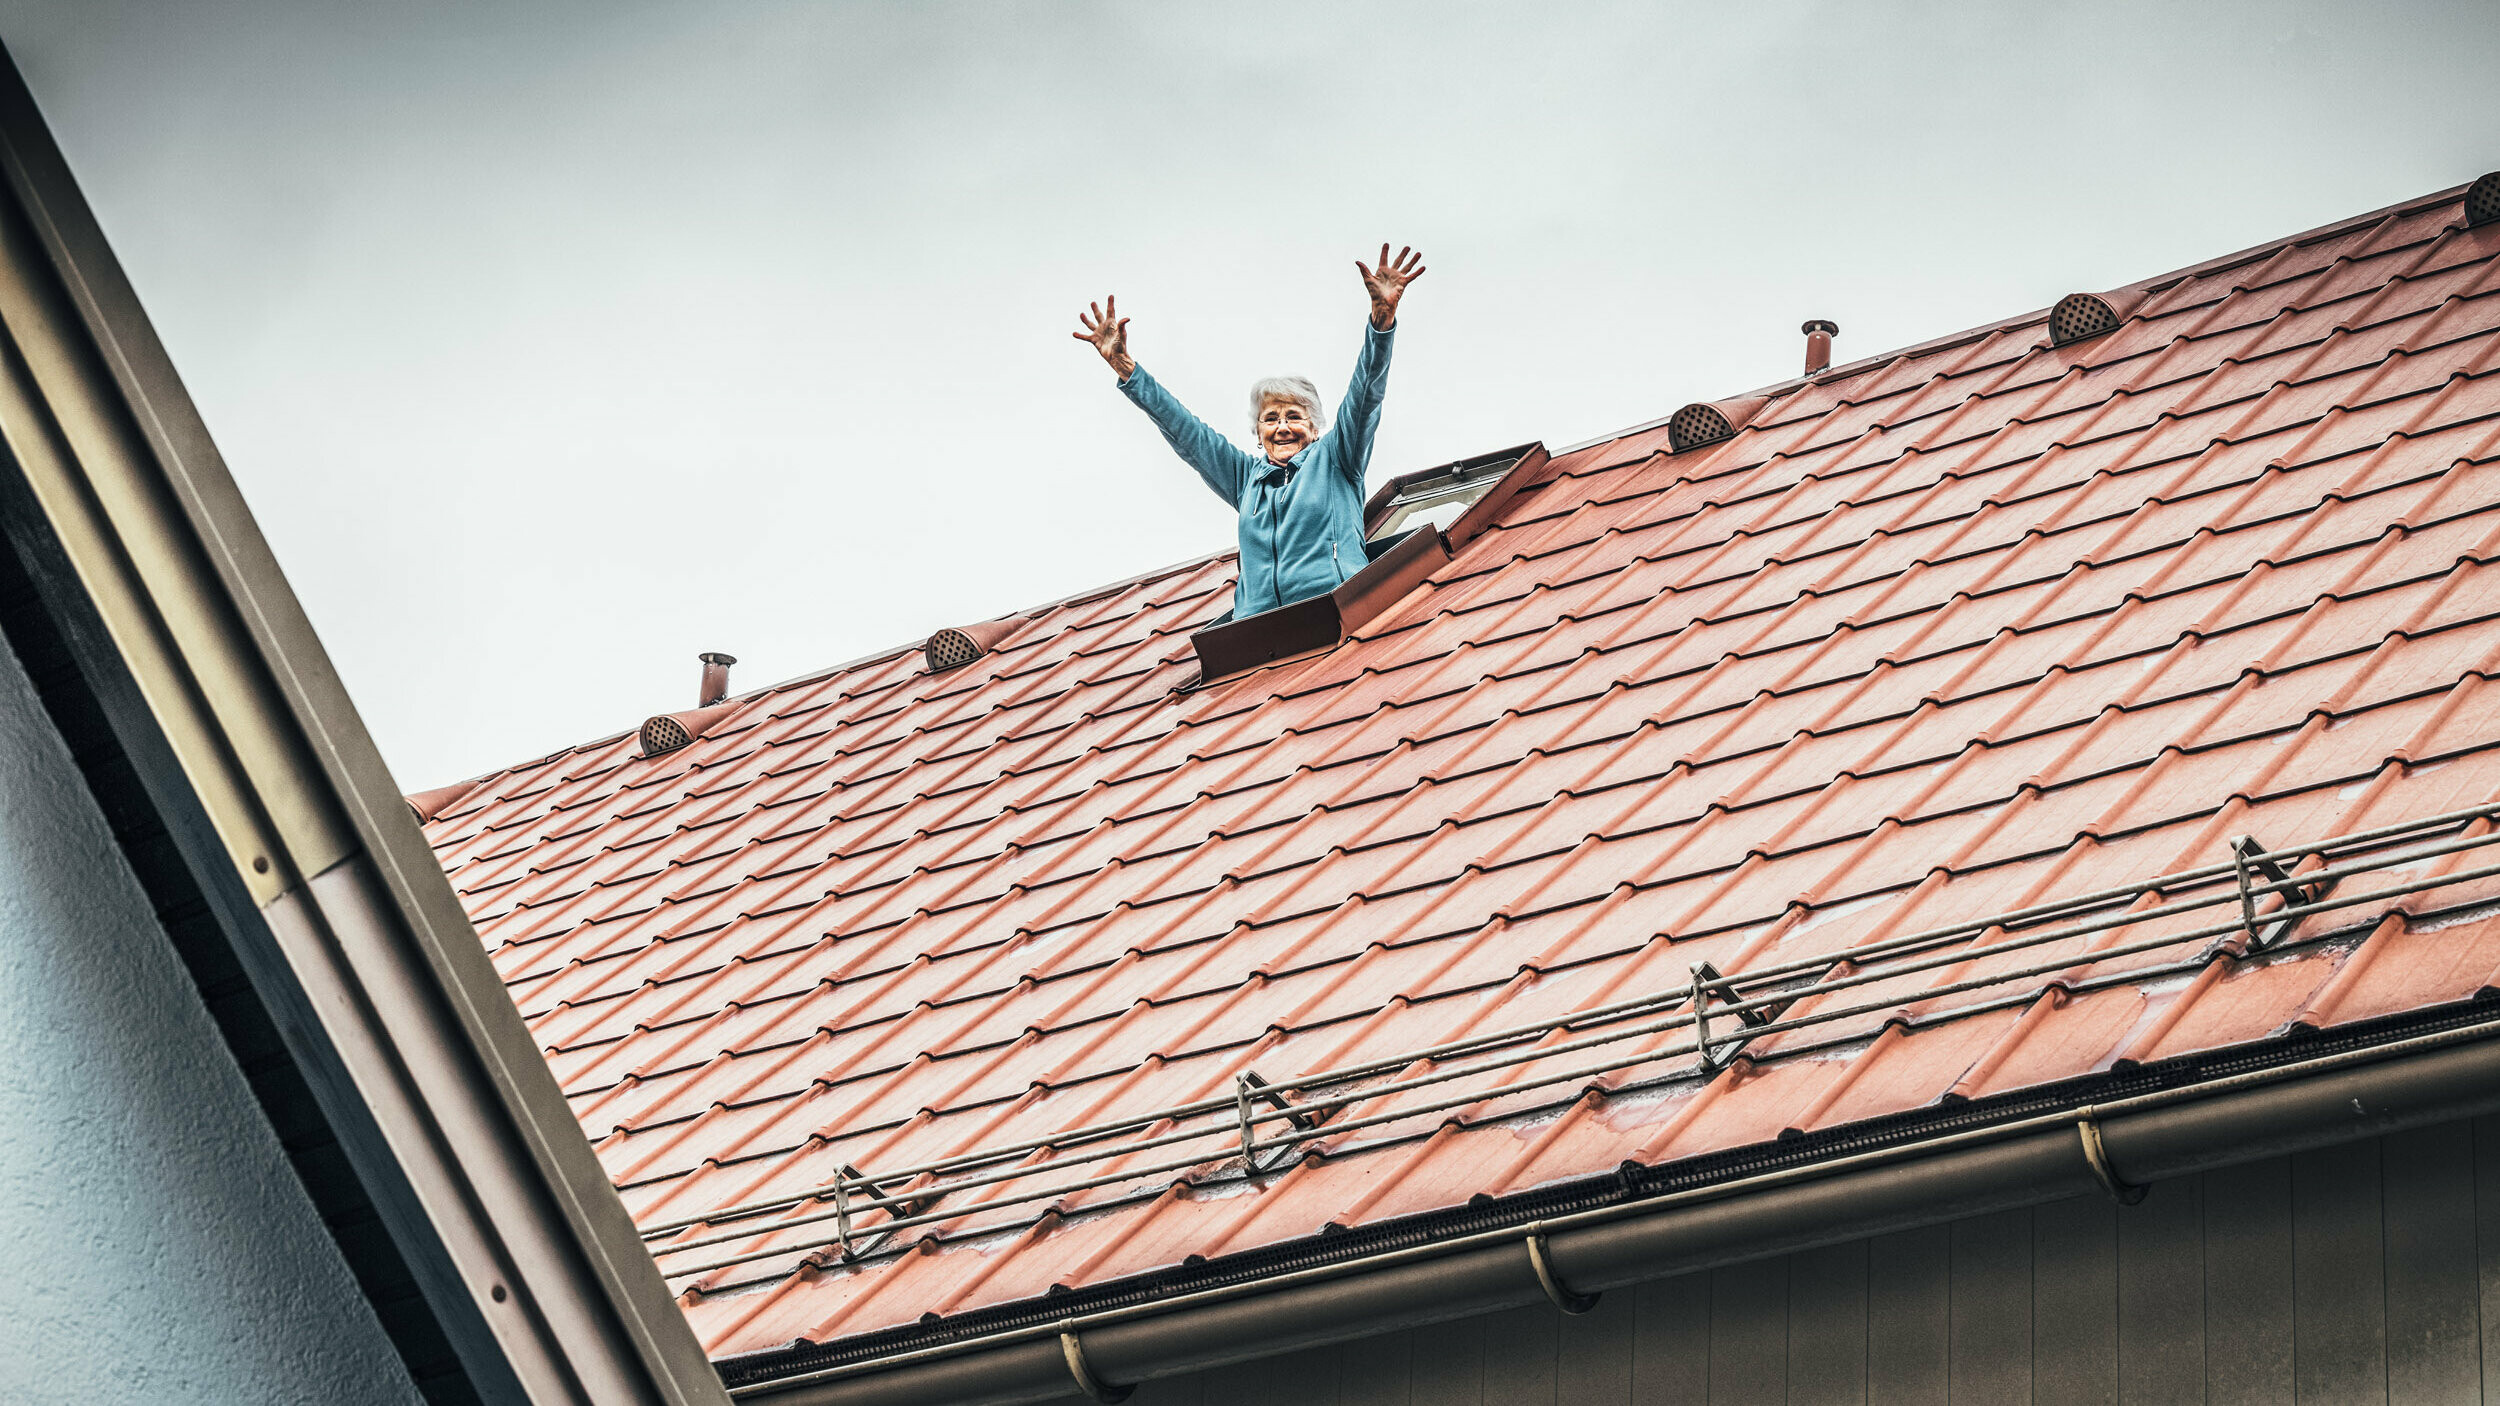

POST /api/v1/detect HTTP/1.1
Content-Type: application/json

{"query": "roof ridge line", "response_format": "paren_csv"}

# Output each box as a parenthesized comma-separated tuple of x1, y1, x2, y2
(1554, 178, 2483, 458)
(735, 547, 1240, 705)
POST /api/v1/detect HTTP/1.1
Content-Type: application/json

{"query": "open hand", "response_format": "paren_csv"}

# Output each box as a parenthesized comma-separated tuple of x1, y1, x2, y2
(1358, 245, 1426, 330)
(1073, 296, 1135, 379)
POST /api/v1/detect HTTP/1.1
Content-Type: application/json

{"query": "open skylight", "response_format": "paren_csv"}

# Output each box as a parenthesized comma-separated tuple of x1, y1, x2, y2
(1364, 451, 1523, 541)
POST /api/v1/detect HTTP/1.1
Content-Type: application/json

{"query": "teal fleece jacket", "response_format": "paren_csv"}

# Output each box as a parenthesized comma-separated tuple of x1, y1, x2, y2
(1118, 321, 1394, 617)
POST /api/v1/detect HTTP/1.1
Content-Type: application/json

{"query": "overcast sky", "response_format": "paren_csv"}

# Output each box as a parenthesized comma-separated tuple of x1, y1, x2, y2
(2, 1, 2494, 789)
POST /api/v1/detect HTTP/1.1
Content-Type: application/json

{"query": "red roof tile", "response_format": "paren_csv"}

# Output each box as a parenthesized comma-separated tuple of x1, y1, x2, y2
(421, 179, 2500, 1364)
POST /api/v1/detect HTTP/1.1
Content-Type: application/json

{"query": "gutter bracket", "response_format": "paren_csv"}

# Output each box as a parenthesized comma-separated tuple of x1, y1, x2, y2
(2076, 1110, 2145, 1205)
(1059, 1329, 1132, 1404)
(1525, 1230, 1600, 1315)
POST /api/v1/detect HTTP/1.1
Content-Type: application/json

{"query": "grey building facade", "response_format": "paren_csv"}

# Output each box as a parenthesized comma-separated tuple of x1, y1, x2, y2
(1133, 1124, 2497, 1405)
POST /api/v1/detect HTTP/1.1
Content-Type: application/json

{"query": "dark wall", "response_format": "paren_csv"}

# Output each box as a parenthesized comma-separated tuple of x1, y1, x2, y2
(0, 619, 419, 1401)
(1131, 1118, 2500, 1405)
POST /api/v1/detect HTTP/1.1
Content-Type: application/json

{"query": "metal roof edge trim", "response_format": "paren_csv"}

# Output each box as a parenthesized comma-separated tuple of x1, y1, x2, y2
(730, 1005, 2500, 1405)
(0, 45, 725, 1406)
(1552, 178, 2485, 459)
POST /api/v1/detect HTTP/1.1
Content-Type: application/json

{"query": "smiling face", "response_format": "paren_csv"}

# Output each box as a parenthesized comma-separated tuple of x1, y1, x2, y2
(1257, 395, 1318, 464)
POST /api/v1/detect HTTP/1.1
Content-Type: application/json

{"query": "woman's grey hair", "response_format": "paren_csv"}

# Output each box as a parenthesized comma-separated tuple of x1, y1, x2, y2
(1248, 376, 1325, 437)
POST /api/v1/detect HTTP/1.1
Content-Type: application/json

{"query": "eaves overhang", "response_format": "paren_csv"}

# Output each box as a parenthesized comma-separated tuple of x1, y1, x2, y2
(0, 44, 725, 1406)
(725, 1000, 2500, 1406)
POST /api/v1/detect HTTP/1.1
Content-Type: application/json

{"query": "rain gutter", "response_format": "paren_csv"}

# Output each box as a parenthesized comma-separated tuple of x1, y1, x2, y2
(0, 45, 724, 1406)
(743, 1013, 2500, 1406)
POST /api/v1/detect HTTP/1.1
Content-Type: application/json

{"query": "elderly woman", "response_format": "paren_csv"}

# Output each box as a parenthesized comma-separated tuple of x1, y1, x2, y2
(1075, 245, 1426, 617)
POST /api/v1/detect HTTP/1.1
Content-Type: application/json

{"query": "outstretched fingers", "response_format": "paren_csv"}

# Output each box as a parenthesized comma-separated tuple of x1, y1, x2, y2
(1359, 246, 1427, 287)
(1076, 295, 1124, 340)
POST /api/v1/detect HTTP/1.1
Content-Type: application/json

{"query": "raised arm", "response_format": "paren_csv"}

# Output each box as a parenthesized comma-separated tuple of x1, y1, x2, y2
(1076, 294, 1256, 507)
(1326, 246, 1425, 486)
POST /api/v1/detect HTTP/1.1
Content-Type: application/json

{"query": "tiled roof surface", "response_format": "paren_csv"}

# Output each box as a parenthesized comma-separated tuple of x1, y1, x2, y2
(421, 181, 2500, 1362)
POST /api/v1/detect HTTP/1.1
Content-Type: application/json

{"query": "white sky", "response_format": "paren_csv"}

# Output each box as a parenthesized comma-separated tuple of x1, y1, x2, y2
(3, 1, 2495, 790)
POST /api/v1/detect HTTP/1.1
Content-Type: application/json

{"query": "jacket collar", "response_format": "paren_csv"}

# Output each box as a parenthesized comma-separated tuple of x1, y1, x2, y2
(1254, 445, 1313, 487)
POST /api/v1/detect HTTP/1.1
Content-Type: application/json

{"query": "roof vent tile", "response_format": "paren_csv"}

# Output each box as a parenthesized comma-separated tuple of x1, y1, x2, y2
(640, 714, 693, 755)
(639, 701, 736, 759)
(2048, 292, 2123, 346)
(2468, 172, 2500, 229)
(1665, 397, 1768, 455)
(405, 779, 482, 824)
(924, 619, 1019, 674)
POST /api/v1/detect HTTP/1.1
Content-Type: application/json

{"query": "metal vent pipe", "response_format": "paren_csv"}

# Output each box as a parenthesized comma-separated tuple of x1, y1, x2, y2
(1800, 319, 1838, 375)
(699, 652, 736, 707)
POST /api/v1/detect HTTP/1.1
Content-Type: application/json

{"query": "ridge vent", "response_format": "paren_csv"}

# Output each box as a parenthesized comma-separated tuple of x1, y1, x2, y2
(2469, 172, 2500, 229)
(640, 714, 693, 755)
(924, 620, 1020, 674)
(1666, 397, 1767, 455)
(2049, 292, 2123, 346)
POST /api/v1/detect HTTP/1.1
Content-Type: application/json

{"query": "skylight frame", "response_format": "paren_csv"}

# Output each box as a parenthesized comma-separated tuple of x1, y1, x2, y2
(1361, 446, 1531, 541)
(1365, 456, 1516, 540)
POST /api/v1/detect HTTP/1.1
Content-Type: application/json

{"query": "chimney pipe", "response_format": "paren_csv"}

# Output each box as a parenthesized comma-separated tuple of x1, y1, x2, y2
(698, 652, 736, 707)
(1801, 319, 1838, 377)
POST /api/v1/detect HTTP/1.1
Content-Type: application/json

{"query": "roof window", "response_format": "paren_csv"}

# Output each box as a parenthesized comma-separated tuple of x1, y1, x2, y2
(1363, 452, 1519, 542)
(1192, 443, 1546, 685)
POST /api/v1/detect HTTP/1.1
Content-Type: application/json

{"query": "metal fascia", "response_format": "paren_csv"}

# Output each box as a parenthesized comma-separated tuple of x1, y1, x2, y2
(0, 44, 725, 1406)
